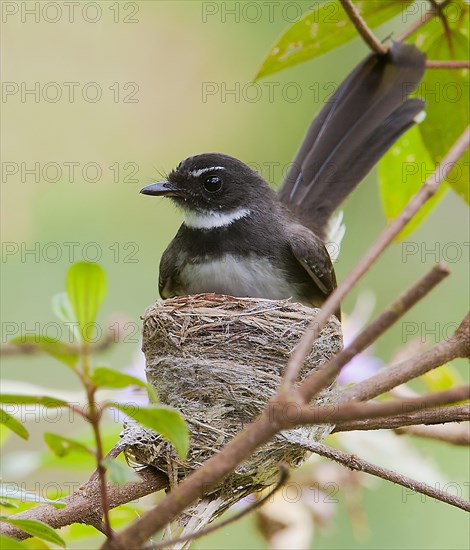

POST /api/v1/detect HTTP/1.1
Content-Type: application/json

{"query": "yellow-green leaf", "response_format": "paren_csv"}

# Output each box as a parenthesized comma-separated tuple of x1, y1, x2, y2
(0, 534, 29, 549)
(0, 409, 28, 440)
(379, 125, 448, 239)
(9, 335, 78, 367)
(102, 458, 140, 485)
(0, 518, 65, 548)
(110, 402, 189, 459)
(419, 29, 469, 203)
(256, 0, 414, 79)
(44, 433, 94, 458)
(0, 394, 68, 408)
(91, 366, 158, 402)
(66, 262, 107, 343)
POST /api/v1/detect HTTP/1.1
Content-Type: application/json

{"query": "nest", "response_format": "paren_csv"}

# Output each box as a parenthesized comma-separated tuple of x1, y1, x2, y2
(121, 294, 343, 513)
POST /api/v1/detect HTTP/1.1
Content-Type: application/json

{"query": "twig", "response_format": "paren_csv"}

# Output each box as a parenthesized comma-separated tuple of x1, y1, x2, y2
(427, 60, 470, 69)
(297, 386, 470, 426)
(395, 423, 470, 446)
(341, 313, 469, 403)
(0, 460, 168, 541)
(295, 264, 449, 400)
(283, 127, 470, 390)
(339, 0, 387, 54)
(332, 404, 470, 433)
(302, 442, 470, 512)
(146, 465, 289, 549)
(396, 0, 451, 42)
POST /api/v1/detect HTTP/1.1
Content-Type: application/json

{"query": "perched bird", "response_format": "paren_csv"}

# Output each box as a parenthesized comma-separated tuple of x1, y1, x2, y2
(141, 42, 425, 316)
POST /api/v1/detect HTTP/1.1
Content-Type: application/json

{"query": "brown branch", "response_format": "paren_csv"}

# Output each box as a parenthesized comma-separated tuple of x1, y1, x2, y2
(301, 442, 470, 512)
(426, 60, 470, 69)
(341, 312, 470, 403)
(339, 0, 387, 54)
(0, 459, 168, 541)
(395, 423, 470, 446)
(282, 126, 469, 390)
(333, 404, 470, 433)
(295, 264, 449, 400)
(297, 386, 470, 426)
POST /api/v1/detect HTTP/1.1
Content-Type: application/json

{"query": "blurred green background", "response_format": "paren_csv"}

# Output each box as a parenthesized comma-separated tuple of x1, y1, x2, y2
(2, 1, 469, 548)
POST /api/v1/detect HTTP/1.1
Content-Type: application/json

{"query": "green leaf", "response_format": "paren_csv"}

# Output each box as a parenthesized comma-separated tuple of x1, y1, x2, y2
(44, 433, 94, 458)
(51, 291, 81, 342)
(9, 335, 78, 367)
(66, 262, 107, 343)
(91, 366, 158, 402)
(0, 409, 28, 440)
(0, 486, 65, 509)
(0, 534, 29, 549)
(419, 28, 470, 203)
(0, 518, 65, 548)
(256, 0, 414, 79)
(379, 125, 448, 238)
(0, 395, 68, 408)
(110, 402, 189, 459)
(102, 458, 140, 485)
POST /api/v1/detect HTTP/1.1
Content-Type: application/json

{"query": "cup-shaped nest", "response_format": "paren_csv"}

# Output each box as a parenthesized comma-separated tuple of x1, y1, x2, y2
(121, 294, 343, 511)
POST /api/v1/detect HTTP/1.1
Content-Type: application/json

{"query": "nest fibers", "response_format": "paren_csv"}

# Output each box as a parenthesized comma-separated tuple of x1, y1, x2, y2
(121, 294, 343, 515)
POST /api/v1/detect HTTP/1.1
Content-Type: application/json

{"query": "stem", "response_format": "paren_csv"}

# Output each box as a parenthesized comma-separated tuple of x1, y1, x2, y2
(333, 404, 470, 433)
(427, 60, 470, 69)
(82, 341, 113, 539)
(339, 0, 387, 54)
(303, 442, 470, 512)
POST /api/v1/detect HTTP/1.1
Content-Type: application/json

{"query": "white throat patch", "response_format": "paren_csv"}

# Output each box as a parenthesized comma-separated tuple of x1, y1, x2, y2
(183, 208, 251, 230)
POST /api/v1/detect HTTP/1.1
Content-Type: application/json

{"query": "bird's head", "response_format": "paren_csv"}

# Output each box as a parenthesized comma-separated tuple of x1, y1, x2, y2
(140, 153, 275, 221)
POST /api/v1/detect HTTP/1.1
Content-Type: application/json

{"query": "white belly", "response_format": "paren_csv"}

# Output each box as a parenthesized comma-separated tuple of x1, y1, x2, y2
(179, 254, 301, 301)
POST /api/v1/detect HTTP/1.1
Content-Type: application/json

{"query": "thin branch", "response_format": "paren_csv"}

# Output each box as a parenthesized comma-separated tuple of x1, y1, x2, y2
(146, 465, 289, 550)
(302, 442, 470, 512)
(339, 0, 387, 54)
(283, 127, 470, 391)
(396, 0, 451, 42)
(395, 423, 470, 446)
(295, 264, 449, 400)
(341, 312, 470, 403)
(0, 460, 168, 541)
(427, 60, 470, 69)
(333, 404, 470, 433)
(296, 386, 470, 426)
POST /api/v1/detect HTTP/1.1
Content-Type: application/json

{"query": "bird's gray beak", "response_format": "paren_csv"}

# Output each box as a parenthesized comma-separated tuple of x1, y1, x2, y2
(140, 181, 183, 197)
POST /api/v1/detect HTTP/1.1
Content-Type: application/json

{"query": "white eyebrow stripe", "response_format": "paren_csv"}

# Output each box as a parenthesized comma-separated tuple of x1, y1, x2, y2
(183, 208, 251, 230)
(189, 166, 226, 178)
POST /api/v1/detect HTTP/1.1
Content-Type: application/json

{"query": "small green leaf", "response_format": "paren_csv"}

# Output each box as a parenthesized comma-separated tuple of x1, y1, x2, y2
(0, 518, 65, 548)
(419, 28, 469, 203)
(9, 335, 78, 367)
(111, 403, 189, 459)
(0, 486, 65, 509)
(91, 366, 158, 402)
(0, 395, 68, 408)
(102, 458, 140, 485)
(44, 433, 94, 458)
(51, 291, 81, 342)
(66, 262, 107, 343)
(0, 409, 28, 440)
(0, 534, 29, 549)
(256, 0, 414, 79)
(379, 125, 448, 238)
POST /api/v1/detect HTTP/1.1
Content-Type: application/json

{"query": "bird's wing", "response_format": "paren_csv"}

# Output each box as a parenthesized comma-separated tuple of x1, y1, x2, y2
(279, 41, 426, 238)
(288, 223, 338, 311)
(159, 242, 180, 299)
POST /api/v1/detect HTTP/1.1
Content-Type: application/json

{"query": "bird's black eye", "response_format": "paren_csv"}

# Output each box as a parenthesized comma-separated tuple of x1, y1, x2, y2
(203, 175, 223, 193)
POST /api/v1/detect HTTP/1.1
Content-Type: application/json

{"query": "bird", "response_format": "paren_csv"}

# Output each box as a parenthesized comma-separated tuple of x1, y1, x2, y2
(136, 42, 427, 547)
(140, 42, 425, 317)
